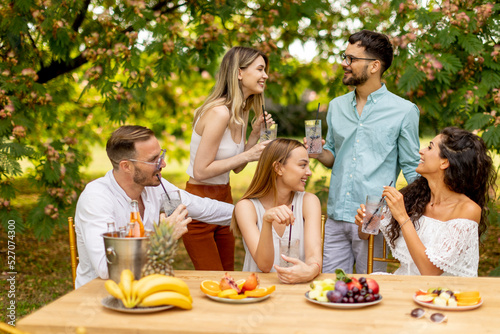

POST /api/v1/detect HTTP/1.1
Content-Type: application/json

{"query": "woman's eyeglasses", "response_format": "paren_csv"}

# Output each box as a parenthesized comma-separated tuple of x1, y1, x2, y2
(410, 308, 447, 323)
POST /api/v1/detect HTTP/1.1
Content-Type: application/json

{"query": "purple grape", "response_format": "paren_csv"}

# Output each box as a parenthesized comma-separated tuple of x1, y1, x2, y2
(352, 286, 360, 295)
(341, 297, 349, 303)
(365, 294, 375, 302)
(327, 290, 344, 303)
(358, 277, 366, 285)
(334, 280, 348, 297)
(356, 295, 365, 303)
(348, 297, 355, 304)
(373, 293, 380, 300)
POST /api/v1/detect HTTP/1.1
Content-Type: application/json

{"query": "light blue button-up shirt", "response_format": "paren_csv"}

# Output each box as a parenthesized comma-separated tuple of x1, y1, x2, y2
(323, 84, 420, 223)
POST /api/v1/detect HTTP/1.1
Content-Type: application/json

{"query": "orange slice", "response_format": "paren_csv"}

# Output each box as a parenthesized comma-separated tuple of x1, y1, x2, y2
(200, 280, 221, 296)
(218, 289, 238, 298)
(244, 285, 275, 298)
(457, 299, 481, 306)
(455, 291, 480, 299)
(229, 294, 248, 300)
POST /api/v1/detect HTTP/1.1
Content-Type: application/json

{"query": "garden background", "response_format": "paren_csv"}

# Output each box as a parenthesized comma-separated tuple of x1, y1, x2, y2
(1, 0, 499, 323)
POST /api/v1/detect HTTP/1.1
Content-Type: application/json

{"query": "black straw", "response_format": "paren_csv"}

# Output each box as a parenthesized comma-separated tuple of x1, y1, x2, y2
(262, 105, 267, 131)
(314, 103, 320, 123)
(156, 174, 170, 200)
(288, 205, 294, 251)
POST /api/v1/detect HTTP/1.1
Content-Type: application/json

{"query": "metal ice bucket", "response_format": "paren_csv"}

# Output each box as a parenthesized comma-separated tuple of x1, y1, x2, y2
(102, 232, 149, 282)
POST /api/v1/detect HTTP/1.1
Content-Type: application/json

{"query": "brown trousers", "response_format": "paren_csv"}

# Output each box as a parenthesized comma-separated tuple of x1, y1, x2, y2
(182, 182, 235, 271)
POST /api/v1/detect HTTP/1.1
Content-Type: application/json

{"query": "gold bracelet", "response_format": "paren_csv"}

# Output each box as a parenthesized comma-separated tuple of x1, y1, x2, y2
(400, 217, 411, 228)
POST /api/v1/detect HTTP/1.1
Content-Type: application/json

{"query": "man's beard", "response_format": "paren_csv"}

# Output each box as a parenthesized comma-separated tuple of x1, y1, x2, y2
(342, 65, 369, 86)
(133, 168, 158, 187)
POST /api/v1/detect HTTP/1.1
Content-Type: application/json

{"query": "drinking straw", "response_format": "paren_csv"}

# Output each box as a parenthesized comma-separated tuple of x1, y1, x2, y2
(156, 174, 170, 200)
(313, 103, 320, 132)
(366, 181, 393, 225)
(315, 103, 320, 123)
(262, 105, 267, 131)
(288, 205, 294, 251)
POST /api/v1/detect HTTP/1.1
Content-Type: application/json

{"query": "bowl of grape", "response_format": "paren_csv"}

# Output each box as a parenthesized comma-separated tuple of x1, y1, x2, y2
(305, 270, 382, 309)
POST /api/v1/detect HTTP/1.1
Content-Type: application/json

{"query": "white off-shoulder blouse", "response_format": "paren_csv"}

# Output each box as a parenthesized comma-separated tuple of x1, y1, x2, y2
(379, 213, 479, 277)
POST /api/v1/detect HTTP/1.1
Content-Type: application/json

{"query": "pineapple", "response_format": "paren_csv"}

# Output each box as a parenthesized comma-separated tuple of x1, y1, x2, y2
(141, 220, 178, 277)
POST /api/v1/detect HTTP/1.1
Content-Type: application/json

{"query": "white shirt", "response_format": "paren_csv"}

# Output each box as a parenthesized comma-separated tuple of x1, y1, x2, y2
(242, 192, 306, 272)
(75, 170, 233, 288)
(379, 213, 479, 277)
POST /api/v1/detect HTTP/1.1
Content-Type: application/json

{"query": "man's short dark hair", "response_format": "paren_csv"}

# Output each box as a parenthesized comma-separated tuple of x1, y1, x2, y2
(349, 30, 393, 74)
(106, 125, 155, 170)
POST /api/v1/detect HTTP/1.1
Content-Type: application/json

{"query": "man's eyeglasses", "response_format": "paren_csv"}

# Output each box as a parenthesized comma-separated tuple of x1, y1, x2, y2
(341, 53, 378, 66)
(410, 308, 447, 323)
(128, 149, 166, 171)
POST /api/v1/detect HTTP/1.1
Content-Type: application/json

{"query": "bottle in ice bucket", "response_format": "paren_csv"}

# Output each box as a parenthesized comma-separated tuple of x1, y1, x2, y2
(128, 200, 145, 237)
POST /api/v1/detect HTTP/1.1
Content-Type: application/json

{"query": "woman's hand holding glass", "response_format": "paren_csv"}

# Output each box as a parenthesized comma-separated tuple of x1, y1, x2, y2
(274, 257, 317, 284)
(159, 204, 192, 240)
(250, 111, 274, 137)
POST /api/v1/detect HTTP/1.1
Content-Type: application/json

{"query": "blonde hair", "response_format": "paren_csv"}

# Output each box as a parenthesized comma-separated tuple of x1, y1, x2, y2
(193, 46, 269, 127)
(230, 139, 305, 236)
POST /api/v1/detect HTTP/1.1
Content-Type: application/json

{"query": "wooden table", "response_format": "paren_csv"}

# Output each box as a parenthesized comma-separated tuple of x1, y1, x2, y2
(18, 271, 500, 334)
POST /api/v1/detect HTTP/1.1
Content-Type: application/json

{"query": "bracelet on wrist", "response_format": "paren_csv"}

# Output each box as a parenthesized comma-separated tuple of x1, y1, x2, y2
(400, 217, 411, 228)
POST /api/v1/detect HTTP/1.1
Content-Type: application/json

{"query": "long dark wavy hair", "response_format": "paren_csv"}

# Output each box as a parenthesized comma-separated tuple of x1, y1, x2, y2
(386, 127, 497, 248)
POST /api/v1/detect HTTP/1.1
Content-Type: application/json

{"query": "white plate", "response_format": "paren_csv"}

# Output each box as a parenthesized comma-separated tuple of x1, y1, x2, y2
(305, 292, 383, 309)
(412, 294, 483, 311)
(101, 296, 174, 313)
(205, 294, 271, 304)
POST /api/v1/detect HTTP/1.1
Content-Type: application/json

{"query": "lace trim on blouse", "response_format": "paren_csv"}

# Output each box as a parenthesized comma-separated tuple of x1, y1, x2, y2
(379, 213, 479, 277)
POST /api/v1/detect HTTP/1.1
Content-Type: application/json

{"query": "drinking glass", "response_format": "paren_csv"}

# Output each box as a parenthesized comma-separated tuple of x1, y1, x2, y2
(361, 195, 386, 235)
(260, 123, 278, 141)
(305, 120, 322, 154)
(160, 190, 182, 217)
(279, 238, 300, 267)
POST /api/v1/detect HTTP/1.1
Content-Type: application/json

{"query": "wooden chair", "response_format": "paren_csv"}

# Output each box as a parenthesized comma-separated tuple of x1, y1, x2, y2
(68, 217, 79, 289)
(320, 214, 326, 273)
(367, 234, 399, 274)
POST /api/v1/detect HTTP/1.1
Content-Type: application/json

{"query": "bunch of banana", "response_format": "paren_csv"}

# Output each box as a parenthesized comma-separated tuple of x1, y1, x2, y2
(104, 269, 192, 309)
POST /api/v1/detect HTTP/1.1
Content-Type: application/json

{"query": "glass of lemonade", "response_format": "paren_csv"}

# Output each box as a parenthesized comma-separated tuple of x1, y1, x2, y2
(260, 123, 278, 142)
(160, 190, 182, 217)
(279, 238, 300, 267)
(305, 120, 322, 154)
(361, 195, 386, 235)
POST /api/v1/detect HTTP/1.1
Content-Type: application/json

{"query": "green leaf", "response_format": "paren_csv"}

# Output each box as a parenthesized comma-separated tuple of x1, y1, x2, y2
(465, 113, 494, 131)
(482, 125, 500, 149)
(397, 64, 426, 92)
(457, 34, 484, 54)
(481, 70, 500, 90)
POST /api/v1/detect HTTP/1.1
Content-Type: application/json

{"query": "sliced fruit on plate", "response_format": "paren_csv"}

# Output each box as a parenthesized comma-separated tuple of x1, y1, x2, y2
(236, 279, 246, 291)
(415, 294, 434, 303)
(244, 285, 276, 298)
(200, 280, 221, 296)
(218, 288, 239, 298)
(415, 289, 428, 296)
(229, 294, 248, 300)
(457, 299, 481, 306)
